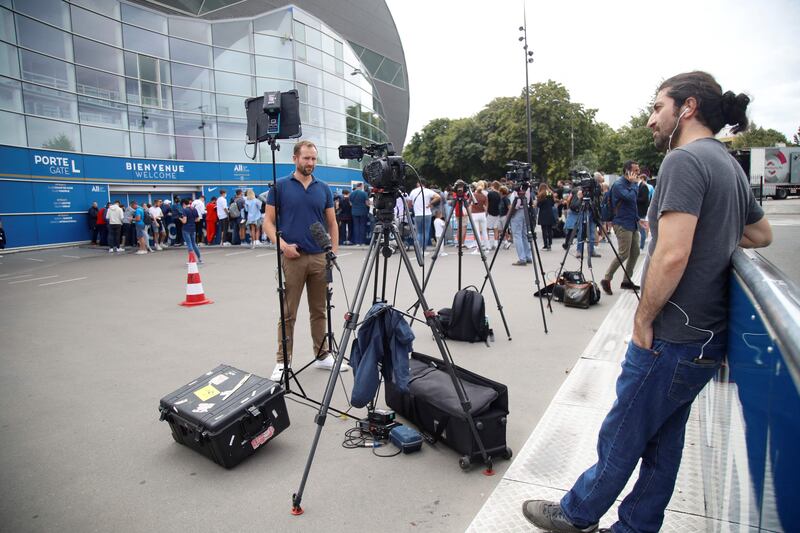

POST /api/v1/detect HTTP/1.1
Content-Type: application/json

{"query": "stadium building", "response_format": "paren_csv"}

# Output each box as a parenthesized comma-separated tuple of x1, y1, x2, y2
(0, 0, 409, 249)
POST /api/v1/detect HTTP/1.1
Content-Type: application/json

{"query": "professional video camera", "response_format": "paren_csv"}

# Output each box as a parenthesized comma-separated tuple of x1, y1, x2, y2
(505, 160, 538, 193)
(339, 143, 405, 192)
(452, 179, 471, 199)
(570, 169, 600, 199)
(339, 142, 406, 221)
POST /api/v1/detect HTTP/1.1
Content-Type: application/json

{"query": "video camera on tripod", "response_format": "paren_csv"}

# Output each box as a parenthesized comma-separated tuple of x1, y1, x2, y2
(339, 143, 407, 222)
(570, 169, 600, 200)
(505, 160, 538, 193)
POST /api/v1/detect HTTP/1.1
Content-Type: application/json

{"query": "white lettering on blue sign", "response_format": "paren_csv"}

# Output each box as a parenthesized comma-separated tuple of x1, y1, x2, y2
(124, 161, 186, 179)
(33, 154, 81, 175)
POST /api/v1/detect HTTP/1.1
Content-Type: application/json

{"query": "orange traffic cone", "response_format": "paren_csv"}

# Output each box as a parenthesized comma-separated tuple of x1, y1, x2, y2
(180, 251, 213, 307)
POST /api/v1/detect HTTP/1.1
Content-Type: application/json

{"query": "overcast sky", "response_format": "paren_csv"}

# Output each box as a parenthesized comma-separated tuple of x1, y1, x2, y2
(386, 0, 800, 147)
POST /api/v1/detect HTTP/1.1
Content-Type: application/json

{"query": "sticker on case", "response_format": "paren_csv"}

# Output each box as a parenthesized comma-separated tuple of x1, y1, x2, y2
(209, 374, 229, 386)
(193, 385, 220, 401)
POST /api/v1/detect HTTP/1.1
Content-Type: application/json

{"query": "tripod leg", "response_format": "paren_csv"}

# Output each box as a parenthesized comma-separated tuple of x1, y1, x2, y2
(291, 227, 382, 515)
(407, 203, 455, 321)
(522, 204, 548, 333)
(592, 206, 640, 300)
(479, 208, 514, 293)
(464, 209, 512, 340)
(390, 225, 494, 471)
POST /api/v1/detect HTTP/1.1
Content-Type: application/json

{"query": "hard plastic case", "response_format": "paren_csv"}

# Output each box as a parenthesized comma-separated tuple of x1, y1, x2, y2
(159, 364, 290, 468)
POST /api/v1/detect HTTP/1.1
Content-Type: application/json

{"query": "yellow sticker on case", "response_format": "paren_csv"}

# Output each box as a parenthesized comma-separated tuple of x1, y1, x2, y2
(193, 385, 220, 401)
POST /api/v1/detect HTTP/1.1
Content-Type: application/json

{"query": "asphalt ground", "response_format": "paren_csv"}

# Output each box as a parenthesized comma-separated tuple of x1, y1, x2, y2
(0, 209, 795, 532)
(0, 231, 620, 533)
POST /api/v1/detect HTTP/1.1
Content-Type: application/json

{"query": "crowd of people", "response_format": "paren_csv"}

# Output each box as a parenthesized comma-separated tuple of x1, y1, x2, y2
(87, 188, 273, 257)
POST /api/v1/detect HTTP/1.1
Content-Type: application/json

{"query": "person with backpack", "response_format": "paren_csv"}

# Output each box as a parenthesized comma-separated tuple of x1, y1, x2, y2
(600, 160, 642, 295)
(179, 198, 202, 263)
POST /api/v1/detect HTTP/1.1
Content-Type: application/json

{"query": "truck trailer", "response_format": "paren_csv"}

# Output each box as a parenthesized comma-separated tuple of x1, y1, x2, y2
(733, 146, 800, 199)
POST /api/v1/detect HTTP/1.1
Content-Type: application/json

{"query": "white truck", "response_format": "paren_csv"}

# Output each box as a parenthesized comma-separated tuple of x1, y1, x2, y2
(736, 146, 800, 200)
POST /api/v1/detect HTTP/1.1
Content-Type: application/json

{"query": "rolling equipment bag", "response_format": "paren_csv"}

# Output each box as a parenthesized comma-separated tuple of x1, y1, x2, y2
(158, 364, 290, 468)
(385, 352, 511, 470)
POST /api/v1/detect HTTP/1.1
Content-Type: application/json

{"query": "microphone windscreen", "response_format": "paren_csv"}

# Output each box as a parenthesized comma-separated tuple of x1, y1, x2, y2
(309, 221, 332, 249)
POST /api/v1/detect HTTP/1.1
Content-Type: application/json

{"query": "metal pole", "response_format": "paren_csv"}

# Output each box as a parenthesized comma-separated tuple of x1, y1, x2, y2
(522, 3, 532, 168)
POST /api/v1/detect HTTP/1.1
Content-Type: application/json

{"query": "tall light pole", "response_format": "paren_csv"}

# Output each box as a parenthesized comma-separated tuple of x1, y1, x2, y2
(518, 3, 534, 167)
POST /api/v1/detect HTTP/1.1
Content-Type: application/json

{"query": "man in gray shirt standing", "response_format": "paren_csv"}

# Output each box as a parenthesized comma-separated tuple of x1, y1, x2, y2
(523, 71, 773, 533)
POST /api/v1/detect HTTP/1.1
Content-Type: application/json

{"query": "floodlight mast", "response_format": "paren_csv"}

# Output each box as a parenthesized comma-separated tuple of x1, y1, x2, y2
(519, 2, 534, 168)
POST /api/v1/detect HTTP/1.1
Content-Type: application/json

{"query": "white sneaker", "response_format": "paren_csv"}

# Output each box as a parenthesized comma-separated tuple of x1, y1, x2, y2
(470, 248, 480, 255)
(241, 242, 249, 247)
(313, 353, 349, 372)
(118, 247, 125, 252)
(270, 364, 285, 381)
(156, 245, 163, 251)
(135, 250, 147, 255)
(108, 248, 114, 253)
(503, 241, 512, 250)
(438, 251, 449, 257)
(222, 242, 231, 246)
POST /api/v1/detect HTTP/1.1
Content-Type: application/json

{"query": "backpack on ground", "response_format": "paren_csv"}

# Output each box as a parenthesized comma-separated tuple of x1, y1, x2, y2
(438, 286, 491, 343)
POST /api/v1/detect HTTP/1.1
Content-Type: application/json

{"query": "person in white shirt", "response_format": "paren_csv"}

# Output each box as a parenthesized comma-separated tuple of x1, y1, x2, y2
(216, 189, 229, 245)
(106, 201, 125, 253)
(149, 201, 164, 250)
(433, 211, 448, 257)
(191, 195, 206, 246)
(408, 179, 441, 250)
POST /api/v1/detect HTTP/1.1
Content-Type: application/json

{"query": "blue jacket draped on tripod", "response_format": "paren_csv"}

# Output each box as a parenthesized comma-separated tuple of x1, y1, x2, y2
(349, 303, 415, 408)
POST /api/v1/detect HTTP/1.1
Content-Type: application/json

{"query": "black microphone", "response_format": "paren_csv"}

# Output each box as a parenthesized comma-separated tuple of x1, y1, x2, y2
(309, 221, 339, 269)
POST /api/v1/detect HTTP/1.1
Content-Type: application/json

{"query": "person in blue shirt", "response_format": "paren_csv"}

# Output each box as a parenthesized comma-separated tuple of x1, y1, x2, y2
(131, 200, 148, 255)
(601, 160, 641, 295)
(179, 198, 202, 263)
(263, 140, 349, 382)
(349, 182, 369, 245)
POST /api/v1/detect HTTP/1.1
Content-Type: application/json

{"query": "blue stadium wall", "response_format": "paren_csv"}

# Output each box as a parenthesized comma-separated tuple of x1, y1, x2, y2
(0, 144, 362, 249)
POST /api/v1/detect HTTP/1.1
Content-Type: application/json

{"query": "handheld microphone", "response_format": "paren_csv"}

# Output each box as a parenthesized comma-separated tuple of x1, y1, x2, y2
(309, 221, 339, 269)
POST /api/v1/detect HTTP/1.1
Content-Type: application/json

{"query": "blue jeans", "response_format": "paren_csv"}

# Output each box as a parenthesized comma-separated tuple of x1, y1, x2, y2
(561, 339, 725, 532)
(639, 224, 647, 250)
(182, 229, 201, 261)
(415, 214, 431, 249)
(352, 214, 367, 244)
(510, 213, 531, 261)
(577, 213, 595, 256)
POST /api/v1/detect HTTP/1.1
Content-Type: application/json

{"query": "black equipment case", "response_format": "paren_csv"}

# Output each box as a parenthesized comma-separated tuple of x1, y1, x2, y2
(158, 364, 290, 468)
(385, 352, 511, 469)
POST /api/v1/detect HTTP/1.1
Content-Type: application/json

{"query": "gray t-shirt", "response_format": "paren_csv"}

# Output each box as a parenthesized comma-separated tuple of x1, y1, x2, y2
(642, 138, 763, 343)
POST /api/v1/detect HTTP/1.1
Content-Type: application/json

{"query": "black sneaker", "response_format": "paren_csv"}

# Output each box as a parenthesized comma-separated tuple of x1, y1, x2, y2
(521, 500, 598, 532)
(620, 280, 640, 290)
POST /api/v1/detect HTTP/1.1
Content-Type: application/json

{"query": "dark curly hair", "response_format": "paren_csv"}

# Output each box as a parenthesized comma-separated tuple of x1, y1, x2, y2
(658, 71, 750, 134)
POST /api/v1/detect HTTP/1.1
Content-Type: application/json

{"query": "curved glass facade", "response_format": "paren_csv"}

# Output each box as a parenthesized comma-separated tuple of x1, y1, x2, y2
(0, 0, 390, 168)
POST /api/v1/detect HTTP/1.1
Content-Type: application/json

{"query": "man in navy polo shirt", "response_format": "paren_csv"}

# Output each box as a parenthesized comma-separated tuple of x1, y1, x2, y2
(263, 140, 348, 382)
(601, 160, 642, 295)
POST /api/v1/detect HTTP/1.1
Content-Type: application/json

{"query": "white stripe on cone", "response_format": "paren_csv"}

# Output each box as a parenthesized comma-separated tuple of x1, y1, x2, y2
(187, 262, 199, 274)
(186, 283, 205, 295)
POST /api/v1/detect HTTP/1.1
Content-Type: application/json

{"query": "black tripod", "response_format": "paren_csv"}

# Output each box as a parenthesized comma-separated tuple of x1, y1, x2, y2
(291, 194, 496, 515)
(411, 191, 512, 340)
(265, 137, 354, 420)
(482, 190, 549, 333)
(550, 194, 640, 306)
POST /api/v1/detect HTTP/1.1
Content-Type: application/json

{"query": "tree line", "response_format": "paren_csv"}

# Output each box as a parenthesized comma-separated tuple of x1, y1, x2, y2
(402, 80, 796, 188)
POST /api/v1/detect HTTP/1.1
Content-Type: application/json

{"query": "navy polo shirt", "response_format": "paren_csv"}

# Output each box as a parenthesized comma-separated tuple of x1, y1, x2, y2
(267, 174, 333, 254)
(611, 178, 640, 231)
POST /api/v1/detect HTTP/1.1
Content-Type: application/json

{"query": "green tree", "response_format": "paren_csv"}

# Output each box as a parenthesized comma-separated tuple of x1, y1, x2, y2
(402, 118, 452, 186)
(42, 133, 75, 152)
(615, 111, 664, 175)
(434, 117, 485, 181)
(592, 122, 622, 174)
(731, 123, 790, 149)
(793, 126, 799, 146)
